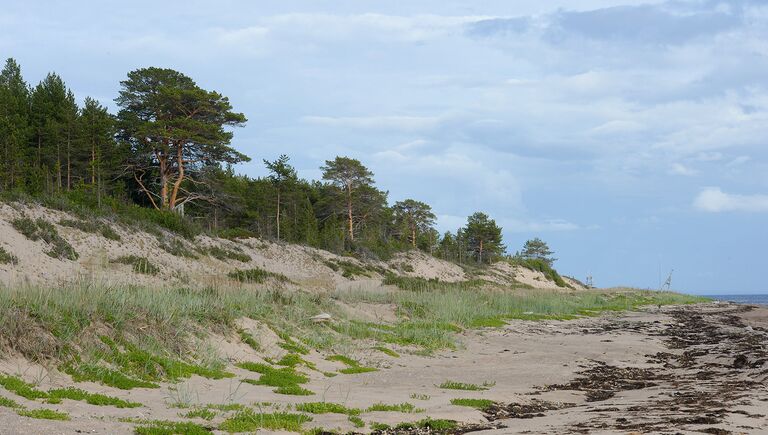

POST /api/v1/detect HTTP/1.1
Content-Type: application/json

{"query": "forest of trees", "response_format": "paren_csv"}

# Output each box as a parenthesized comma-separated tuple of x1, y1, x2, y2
(0, 58, 512, 263)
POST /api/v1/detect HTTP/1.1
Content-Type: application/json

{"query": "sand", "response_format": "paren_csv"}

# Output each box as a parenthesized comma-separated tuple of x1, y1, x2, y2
(0, 302, 765, 434)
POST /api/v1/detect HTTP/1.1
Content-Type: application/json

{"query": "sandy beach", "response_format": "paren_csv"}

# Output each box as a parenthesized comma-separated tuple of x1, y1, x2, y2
(0, 301, 765, 434)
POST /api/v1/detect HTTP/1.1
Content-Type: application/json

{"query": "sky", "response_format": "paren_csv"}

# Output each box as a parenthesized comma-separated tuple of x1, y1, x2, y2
(2, 0, 767, 294)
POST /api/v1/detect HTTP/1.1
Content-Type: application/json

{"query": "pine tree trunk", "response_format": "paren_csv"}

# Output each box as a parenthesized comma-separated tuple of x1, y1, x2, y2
(346, 183, 354, 241)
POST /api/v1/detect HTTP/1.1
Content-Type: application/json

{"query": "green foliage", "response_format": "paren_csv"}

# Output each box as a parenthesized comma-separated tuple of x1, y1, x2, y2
(16, 408, 70, 420)
(219, 409, 311, 432)
(11, 216, 78, 260)
(518, 237, 556, 266)
(111, 255, 160, 275)
(134, 420, 211, 435)
(450, 398, 495, 410)
(228, 268, 290, 284)
(0, 246, 18, 265)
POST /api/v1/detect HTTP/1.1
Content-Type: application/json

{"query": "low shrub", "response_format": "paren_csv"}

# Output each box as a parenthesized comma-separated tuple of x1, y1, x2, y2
(11, 216, 78, 260)
(0, 246, 18, 265)
(111, 255, 160, 275)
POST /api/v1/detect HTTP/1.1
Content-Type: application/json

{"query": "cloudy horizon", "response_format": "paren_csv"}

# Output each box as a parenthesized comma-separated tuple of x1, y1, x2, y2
(3, 0, 767, 294)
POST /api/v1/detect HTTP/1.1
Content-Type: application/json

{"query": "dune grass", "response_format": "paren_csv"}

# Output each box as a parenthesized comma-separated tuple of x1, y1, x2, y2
(219, 409, 311, 432)
(0, 280, 705, 389)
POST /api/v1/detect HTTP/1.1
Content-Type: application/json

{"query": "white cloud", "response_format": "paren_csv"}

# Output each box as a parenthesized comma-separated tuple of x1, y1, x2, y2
(302, 115, 442, 131)
(670, 162, 698, 176)
(693, 187, 768, 212)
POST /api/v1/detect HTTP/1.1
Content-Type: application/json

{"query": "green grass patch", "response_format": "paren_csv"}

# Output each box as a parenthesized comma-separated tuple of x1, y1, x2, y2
(383, 274, 485, 292)
(47, 387, 141, 408)
(366, 402, 422, 413)
(0, 396, 22, 408)
(450, 398, 495, 410)
(134, 420, 211, 434)
(409, 393, 430, 400)
(238, 361, 313, 395)
(11, 216, 78, 260)
(326, 354, 378, 374)
(276, 331, 310, 355)
(274, 385, 314, 395)
(373, 346, 400, 358)
(348, 415, 365, 428)
(181, 408, 217, 420)
(219, 409, 311, 432)
(237, 330, 261, 352)
(16, 408, 70, 420)
(295, 402, 361, 415)
(63, 364, 159, 390)
(228, 268, 290, 284)
(0, 374, 48, 400)
(438, 381, 492, 391)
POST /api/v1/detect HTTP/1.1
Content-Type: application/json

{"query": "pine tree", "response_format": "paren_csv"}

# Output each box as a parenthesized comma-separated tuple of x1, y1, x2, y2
(519, 237, 557, 266)
(393, 199, 436, 249)
(463, 212, 505, 263)
(116, 67, 249, 210)
(320, 156, 375, 242)
(264, 154, 297, 240)
(0, 58, 30, 189)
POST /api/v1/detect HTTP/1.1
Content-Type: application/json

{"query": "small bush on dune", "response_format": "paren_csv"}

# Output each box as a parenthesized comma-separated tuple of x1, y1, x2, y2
(0, 246, 18, 265)
(58, 218, 121, 241)
(207, 245, 251, 263)
(111, 255, 160, 275)
(11, 216, 78, 260)
(228, 268, 289, 284)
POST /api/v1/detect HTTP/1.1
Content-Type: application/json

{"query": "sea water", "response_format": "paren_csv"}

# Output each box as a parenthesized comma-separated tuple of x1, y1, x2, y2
(707, 294, 768, 306)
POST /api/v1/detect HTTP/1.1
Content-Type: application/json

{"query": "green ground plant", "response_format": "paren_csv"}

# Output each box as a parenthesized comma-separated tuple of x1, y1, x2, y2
(438, 381, 491, 391)
(219, 409, 311, 432)
(228, 268, 290, 284)
(325, 355, 378, 374)
(207, 245, 251, 263)
(450, 398, 494, 410)
(58, 218, 121, 241)
(366, 402, 422, 413)
(133, 420, 211, 434)
(0, 246, 19, 265)
(110, 255, 160, 275)
(16, 408, 70, 421)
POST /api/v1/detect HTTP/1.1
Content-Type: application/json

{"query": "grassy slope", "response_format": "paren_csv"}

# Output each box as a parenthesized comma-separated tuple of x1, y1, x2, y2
(0, 281, 707, 375)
